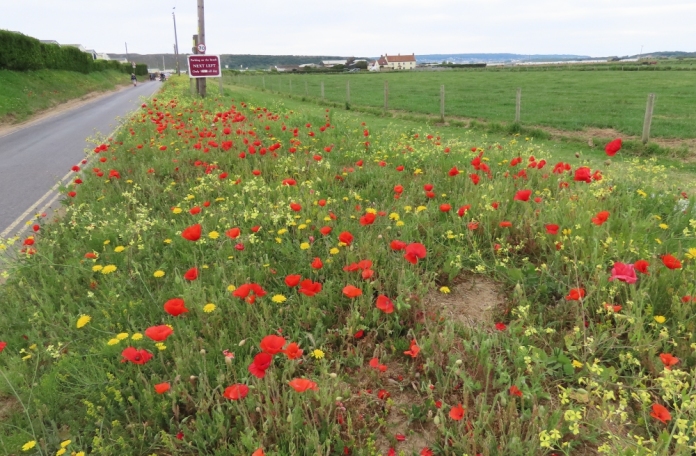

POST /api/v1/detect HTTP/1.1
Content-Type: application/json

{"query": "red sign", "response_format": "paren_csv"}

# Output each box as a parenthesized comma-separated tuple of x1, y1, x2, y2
(187, 55, 221, 78)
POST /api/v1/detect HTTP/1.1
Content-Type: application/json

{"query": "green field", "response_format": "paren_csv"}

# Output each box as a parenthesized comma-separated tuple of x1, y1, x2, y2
(0, 70, 132, 124)
(234, 68, 696, 140)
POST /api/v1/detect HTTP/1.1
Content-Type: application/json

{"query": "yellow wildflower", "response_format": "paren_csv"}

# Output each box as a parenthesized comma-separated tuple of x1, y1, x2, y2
(389, 213, 400, 221)
(654, 316, 666, 324)
(153, 270, 165, 278)
(92, 265, 103, 272)
(114, 246, 125, 253)
(312, 349, 325, 359)
(172, 207, 182, 214)
(439, 286, 451, 294)
(659, 223, 669, 230)
(56, 450, 66, 456)
(155, 343, 166, 351)
(685, 248, 696, 260)
(272, 294, 287, 303)
(203, 303, 216, 313)
(415, 206, 427, 213)
(572, 360, 583, 368)
(277, 229, 287, 235)
(300, 242, 310, 250)
(60, 440, 71, 448)
(131, 333, 143, 340)
(22, 441, 36, 451)
(329, 248, 339, 255)
(107, 338, 120, 345)
(227, 285, 236, 292)
(208, 231, 220, 239)
(103, 240, 110, 245)
(116, 332, 129, 340)
(101, 265, 117, 274)
(365, 208, 377, 215)
(76, 315, 91, 328)
(396, 221, 405, 227)
(164, 239, 172, 244)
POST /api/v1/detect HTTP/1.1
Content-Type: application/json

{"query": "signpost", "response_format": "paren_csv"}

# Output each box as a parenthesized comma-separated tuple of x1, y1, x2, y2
(187, 55, 221, 78)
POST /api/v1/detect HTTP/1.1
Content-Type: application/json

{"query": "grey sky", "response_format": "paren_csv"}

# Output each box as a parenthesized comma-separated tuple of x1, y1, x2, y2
(1, 0, 694, 57)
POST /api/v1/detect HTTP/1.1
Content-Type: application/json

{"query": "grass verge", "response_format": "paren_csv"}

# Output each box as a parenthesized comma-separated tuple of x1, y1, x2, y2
(0, 76, 696, 455)
(0, 69, 133, 125)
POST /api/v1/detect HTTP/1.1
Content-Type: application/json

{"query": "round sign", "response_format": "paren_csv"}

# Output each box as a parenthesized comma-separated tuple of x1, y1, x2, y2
(197, 44, 206, 54)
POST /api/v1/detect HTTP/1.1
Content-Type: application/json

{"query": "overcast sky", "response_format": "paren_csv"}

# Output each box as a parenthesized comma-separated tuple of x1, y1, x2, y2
(1, 0, 694, 57)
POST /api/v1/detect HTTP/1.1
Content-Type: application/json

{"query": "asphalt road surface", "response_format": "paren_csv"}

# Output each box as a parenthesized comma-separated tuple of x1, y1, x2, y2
(0, 81, 160, 240)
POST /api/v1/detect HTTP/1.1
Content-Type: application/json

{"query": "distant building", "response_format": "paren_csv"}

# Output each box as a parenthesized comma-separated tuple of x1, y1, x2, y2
(39, 40, 59, 45)
(378, 53, 417, 70)
(274, 65, 301, 72)
(322, 59, 347, 67)
(96, 53, 111, 61)
(62, 44, 87, 52)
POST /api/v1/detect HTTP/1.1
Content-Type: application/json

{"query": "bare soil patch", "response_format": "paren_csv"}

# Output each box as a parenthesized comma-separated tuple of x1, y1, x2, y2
(425, 273, 504, 327)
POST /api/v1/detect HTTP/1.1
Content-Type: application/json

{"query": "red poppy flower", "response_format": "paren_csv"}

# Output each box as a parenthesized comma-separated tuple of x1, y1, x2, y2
(457, 205, 471, 217)
(225, 227, 241, 239)
(290, 202, 302, 212)
(499, 221, 512, 228)
(0, 341, 7, 353)
(311, 257, 323, 269)
(404, 340, 420, 358)
(376, 295, 394, 313)
(84, 252, 97, 259)
(260, 335, 286, 355)
(285, 274, 301, 287)
(439, 204, 451, 212)
(404, 243, 427, 264)
(650, 403, 671, 423)
(248, 352, 273, 378)
(469, 174, 480, 185)
(514, 189, 532, 202)
(338, 231, 354, 245)
(154, 382, 171, 394)
(360, 213, 376, 226)
(661, 254, 682, 270)
(354, 329, 365, 339)
(659, 353, 679, 370)
(189, 206, 201, 215)
(467, 221, 479, 230)
(545, 224, 559, 235)
(394, 185, 404, 194)
(282, 178, 297, 186)
(343, 285, 362, 298)
(369, 357, 387, 372)
(298, 279, 322, 297)
(121, 347, 153, 365)
(251, 226, 261, 232)
(320, 226, 332, 236)
(592, 211, 610, 226)
(448, 166, 460, 176)
(609, 262, 637, 284)
(390, 240, 407, 251)
(283, 342, 303, 359)
(144, 325, 174, 342)
(164, 298, 189, 316)
(634, 260, 650, 274)
(509, 385, 523, 397)
(605, 138, 622, 156)
(288, 378, 318, 392)
(233, 283, 267, 299)
(223, 384, 249, 400)
(449, 403, 465, 421)
(183, 267, 199, 281)
(361, 269, 374, 279)
(574, 167, 592, 183)
(495, 322, 507, 331)
(181, 224, 202, 241)
(252, 448, 265, 456)
(565, 288, 586, 301)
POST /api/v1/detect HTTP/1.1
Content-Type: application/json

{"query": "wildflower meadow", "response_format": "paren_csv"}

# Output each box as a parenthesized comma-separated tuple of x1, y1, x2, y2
(1, 76, 696, 455)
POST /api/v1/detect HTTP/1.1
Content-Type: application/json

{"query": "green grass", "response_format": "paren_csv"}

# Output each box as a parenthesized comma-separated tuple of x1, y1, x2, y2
(0, 69, 131, 124)
(2, 76, 696, 455)
(232, 68, 696, 139)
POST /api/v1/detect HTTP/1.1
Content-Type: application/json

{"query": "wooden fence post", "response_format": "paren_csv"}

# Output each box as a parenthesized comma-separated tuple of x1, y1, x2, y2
(346, 81, 350, 104)
(515, 87, 522, 123)
(642, 93, 656, 144)
(262, 76, 265, 89)
(190, 78, 195, 95)
(218, 75, 223, 94)
(321, 81, 324, 99)
(440, 84, 445, 122)
(289, 79, 292, 93)
(384, 80, 389, 111)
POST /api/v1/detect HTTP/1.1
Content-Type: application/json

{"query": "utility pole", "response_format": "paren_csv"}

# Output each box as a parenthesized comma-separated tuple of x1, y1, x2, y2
(197, 0, 206, 97)
(163, 55, 166, 72)
(125, 42, 129, 63)
(172, 7, 180, 75)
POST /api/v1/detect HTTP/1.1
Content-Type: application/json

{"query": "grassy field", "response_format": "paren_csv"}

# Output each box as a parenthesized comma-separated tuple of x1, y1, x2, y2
(2, 76, 696, 455)
(233, 68, 696, 140)
(0, 70, 132, 125)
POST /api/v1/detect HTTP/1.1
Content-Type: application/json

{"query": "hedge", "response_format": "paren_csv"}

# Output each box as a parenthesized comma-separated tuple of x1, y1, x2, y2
(0, 30, 147, 75)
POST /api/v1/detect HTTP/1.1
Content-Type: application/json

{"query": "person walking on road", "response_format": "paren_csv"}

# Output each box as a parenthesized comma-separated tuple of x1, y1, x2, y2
(131, 73, 137, 87)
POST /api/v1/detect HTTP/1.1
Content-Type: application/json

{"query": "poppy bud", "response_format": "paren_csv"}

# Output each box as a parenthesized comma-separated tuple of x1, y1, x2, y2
(433, 416, 440, 425)
(200, 349, 206, 355)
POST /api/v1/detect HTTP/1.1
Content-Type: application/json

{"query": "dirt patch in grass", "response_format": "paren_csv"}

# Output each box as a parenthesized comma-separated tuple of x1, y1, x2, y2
(375, 389, 437, 455)
(0, 395, 21, 421)
(426, 273, 504, 328)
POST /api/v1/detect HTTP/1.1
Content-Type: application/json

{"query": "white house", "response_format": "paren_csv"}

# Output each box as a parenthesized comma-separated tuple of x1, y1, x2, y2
(322, 59, 347, 67)
(378, 53, 417, 70)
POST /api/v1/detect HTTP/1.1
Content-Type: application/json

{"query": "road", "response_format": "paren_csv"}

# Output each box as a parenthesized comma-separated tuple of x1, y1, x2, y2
(0, 81, 161, 240)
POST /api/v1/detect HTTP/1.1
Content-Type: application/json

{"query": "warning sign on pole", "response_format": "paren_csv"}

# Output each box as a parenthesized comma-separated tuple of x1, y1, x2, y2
(187, 55, 221, 78)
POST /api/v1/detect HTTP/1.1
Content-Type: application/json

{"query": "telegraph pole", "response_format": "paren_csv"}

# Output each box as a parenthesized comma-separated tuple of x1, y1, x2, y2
(125, 42, 129, 63)
(172, 7, 180, 75)
(197, 0, 206, 97)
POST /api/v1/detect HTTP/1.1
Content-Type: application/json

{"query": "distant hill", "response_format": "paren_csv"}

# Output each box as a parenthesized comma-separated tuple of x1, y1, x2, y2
(416, 53, 592, 63)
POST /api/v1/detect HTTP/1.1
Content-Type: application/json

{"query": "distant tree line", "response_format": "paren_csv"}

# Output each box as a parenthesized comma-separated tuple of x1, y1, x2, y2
(0, 31, 147, 75)
(221, 54, 354, 70)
